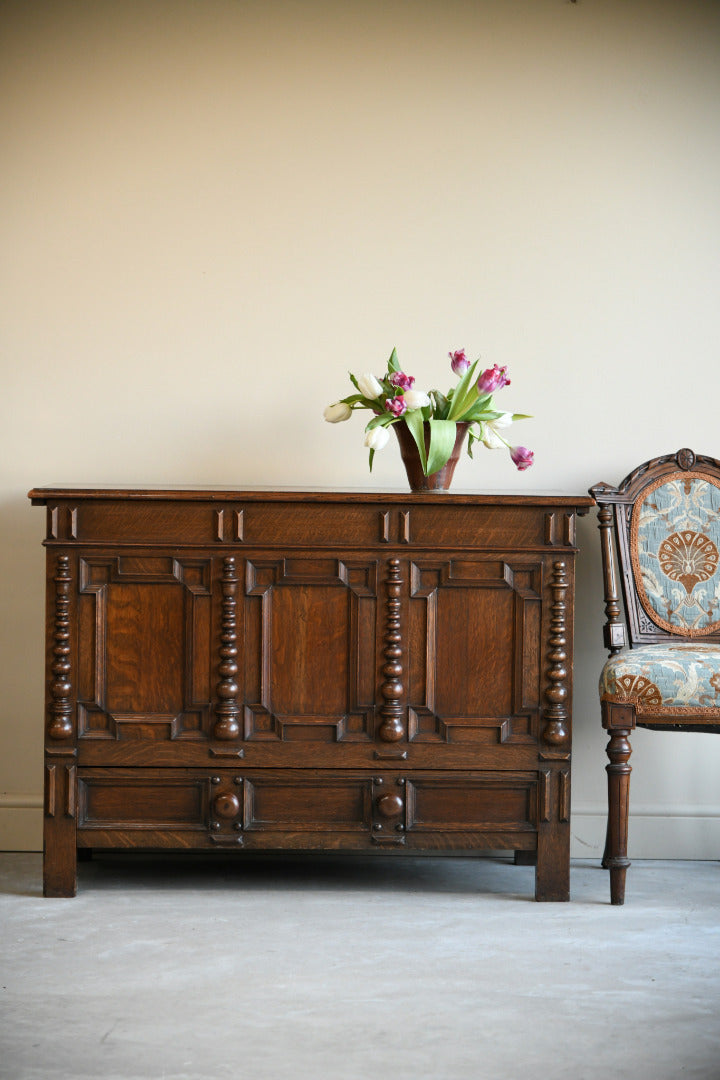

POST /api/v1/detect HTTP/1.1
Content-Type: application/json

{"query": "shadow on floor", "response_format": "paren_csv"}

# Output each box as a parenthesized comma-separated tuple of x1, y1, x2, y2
(2, 849, 551, 900)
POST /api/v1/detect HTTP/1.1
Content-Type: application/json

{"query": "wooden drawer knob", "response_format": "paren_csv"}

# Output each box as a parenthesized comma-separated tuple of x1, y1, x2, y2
(213, 792, 241, 819)
(376, 793, 403, 818)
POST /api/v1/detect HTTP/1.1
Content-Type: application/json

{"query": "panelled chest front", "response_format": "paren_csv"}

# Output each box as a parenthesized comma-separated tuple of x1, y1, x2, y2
(29, 487, 591, 899)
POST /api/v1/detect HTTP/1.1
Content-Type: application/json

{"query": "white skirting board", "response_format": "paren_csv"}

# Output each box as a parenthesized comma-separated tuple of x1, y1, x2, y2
(1, 797, 719, 858)
(0, 796, 42, 852)
(571, 804, 720, 860)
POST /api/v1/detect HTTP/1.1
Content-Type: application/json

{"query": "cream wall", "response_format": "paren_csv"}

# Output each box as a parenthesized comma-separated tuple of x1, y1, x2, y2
(2, 0, 720, 858)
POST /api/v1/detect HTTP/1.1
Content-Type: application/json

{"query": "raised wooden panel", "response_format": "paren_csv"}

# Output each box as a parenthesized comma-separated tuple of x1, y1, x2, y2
(71, 502, 219, 545)
(406, 776, 537, 832)
(76, 558, 212, 742)
(78, 773, 208, 829)
(399, 505, 547, 549)
(244, 777, 371, 831)
(407, 559, 542, 744)
(241, 504, 384, 548)
(107, 583, 184, 712)
(243, 558, 377, 743)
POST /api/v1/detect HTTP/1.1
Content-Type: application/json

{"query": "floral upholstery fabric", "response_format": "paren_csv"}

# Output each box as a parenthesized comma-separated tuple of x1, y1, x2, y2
(632, 473, 720, 635)
(600, 643, 720, 717)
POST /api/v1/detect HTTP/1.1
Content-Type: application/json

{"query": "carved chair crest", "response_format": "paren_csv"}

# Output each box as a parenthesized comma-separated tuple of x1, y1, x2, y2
(591, 448, 720, 651)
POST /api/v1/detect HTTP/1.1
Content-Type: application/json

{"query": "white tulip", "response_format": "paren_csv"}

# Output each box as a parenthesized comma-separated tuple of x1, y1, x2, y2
(481, 414, 513, 450)
(356, 372, 384, 400)
(364, 426, 390, 451)
(324, 401, 352, 423)
(490, 411, 514, 428)
(401, 389, 431, 411)
(482, 427, 505, 450)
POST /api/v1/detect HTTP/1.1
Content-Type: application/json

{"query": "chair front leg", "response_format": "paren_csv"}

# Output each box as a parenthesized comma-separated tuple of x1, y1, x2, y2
(602, 701, 636, 905)
(601, 814, 611, 870)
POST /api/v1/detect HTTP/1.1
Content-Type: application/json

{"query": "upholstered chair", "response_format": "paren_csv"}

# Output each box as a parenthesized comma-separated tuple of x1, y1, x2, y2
(590, 448, 720, 904)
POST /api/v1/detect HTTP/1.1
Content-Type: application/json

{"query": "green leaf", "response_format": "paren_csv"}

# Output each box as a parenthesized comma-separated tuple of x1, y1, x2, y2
(343, 389, 386, 411)
(403, 410, 428, 474)
(365, 414, 395, 434)
(425, 419, 457, 475)
(431, 389, 449, 418)
(461, 402, 499, 422)
(387, 347, 401, 374)
(446, 359, 481, 421)
(467, 422, 481, 455)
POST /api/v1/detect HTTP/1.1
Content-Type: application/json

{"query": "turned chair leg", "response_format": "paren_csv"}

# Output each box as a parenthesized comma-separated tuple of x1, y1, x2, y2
(601, 816, 611, 870)
(604, 724, 633, 904)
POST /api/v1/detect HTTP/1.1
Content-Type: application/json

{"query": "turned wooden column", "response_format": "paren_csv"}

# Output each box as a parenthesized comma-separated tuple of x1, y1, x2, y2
(44, 553, 78, 898)
(602, 700, 635, 905)
(378, 558, 404, 742)
(214, 556, 241, 740)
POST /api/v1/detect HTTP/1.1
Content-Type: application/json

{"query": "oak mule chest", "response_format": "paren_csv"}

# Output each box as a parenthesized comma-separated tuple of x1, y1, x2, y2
(29, 487, 591, 900)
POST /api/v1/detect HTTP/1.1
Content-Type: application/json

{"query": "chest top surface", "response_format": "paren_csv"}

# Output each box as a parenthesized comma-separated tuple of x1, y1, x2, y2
(29, 486, 592, 551)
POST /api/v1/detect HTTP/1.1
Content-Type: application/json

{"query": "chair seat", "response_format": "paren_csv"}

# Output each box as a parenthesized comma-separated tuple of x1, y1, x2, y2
(600, 643, 720, 717)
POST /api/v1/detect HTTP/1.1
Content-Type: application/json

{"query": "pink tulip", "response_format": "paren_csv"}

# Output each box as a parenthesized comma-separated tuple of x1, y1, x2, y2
(389, 371, 415, 391)
(510, 446, 534, 471)
(477, 364, 511, 393)
(386, 395, 407, 417)
(449, 349, 469, 376)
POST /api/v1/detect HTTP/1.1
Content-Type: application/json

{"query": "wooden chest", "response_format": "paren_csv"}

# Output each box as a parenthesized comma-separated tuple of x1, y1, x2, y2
(29, 487, 591, 899)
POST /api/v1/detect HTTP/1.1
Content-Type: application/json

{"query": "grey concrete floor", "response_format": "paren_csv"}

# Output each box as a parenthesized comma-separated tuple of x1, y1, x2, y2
(1, 852, 718, 1080)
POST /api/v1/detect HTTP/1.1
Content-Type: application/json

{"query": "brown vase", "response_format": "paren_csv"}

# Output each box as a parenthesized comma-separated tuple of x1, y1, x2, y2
(393, 421, 470, 492)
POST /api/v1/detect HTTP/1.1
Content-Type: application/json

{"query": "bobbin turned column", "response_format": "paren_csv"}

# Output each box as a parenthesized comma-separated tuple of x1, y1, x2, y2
(378, 558, 405, 743)
(536, 561, 572, 902)
(44, 554, 78, 897)
(214, 556, 240, 740)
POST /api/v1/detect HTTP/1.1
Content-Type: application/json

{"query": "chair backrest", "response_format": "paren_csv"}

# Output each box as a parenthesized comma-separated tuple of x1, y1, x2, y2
(590, 449, 720, 652)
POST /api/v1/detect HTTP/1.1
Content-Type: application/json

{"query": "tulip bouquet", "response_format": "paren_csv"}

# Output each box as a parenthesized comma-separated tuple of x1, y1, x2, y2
(324, 347, 533, 476)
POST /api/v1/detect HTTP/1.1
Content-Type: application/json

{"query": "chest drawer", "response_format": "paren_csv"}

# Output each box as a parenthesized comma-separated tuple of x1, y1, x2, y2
(76, 768, 540, 852)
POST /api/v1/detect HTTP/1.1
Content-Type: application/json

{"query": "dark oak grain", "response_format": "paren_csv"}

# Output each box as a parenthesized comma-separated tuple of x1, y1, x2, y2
(31, 486, 591, 899)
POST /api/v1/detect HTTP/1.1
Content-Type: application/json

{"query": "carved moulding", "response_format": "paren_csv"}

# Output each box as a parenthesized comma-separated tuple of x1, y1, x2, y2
(378, 558, 404, 742)
(242, 557, 377, 742)
(208, 774, 244, 845)
(48, 554, 73, 740)
(214, 556, 241, 740)
(538, 767, 570, 823)
(541, 561, 570, 753)
(75, 556, 212, 740)
(408, 557, 541, 744)
(45, 762, 77, 818)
